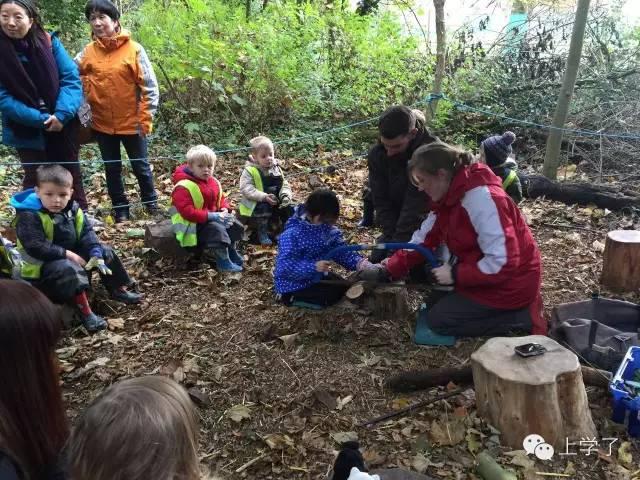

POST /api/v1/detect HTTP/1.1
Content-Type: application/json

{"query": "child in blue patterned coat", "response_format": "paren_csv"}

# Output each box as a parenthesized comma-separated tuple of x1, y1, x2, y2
(274, 189, 380, 308)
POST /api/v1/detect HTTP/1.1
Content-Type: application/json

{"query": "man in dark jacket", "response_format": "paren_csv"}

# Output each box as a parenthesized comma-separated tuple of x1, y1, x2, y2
(368, 105, 438, 262)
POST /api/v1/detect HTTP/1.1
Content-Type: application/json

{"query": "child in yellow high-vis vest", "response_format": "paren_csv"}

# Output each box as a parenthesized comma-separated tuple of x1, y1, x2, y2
(10, 165, 140, 332)
(479, 131, 523, 203)
(170, 145, 243, 272)
(238, 136, 294, 245)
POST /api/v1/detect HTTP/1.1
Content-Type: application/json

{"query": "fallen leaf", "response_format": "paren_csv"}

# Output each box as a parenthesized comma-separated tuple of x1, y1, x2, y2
(183, 357, 200, 374)
(330, 431, 358, 444)
(227, 404, 251, 423)
(428, 418, 465, 446)
(362, 449, 386, 467)
(336, 395, 353, 410)
(86, 357, 110, 368)
(505, 450, 535, 469)
(107, 317, 125, 330)
(391, 397, 412, 410)
(279, 333, 300, 348)
(263, 433, 295, 450)
(592, 240, 605, 253)
(465, 429, 482, 454)
(107, 333, 123, 345)
(617, 441, 633, 467)
(412, 453, 430, 474)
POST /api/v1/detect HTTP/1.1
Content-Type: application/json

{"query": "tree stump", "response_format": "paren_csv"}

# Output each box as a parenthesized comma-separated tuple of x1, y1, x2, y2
(373, 285, 409, 322)
(471, 335, 596, 449)
(144, 220, 189, 258)
(601, 230, 640, 292)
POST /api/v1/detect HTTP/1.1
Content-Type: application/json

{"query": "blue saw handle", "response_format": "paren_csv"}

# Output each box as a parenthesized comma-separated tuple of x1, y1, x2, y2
(325, 242, 439, 268)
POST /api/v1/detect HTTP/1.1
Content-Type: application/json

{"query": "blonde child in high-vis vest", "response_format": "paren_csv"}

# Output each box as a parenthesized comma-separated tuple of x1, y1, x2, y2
(170, 145, 243, 272)
(238, 136, 293, 245)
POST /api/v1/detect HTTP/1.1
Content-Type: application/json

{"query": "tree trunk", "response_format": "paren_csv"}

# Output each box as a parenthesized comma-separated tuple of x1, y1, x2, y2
(521, 173, 640, 210)
(542, 0, 591, 179)
(601, 230, 640, 292)
(428, 0, 446, 122)
(245, 0, 251, 21)
(471, 335, 596, 449)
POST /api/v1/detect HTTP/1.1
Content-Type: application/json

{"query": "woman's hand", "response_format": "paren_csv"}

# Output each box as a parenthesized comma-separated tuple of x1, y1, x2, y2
(44, 115, 63, 132)
(431, 264, 454, 285)
(315, 260, 331, 272)
(66, 250, 87, 267)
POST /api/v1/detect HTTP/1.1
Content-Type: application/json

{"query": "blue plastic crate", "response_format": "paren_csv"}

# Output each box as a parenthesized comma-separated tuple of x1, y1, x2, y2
(610, 346, 640, 437)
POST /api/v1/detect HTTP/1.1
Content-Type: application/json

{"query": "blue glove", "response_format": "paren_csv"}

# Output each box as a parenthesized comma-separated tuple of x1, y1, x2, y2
(207, 212, 234, 228)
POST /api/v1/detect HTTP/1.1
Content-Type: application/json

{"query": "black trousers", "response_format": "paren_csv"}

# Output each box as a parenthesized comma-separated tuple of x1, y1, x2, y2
(425, 291, 533, 337)
(192, 220, 244, 250)
(34, 245, 132, 304)
(240, 203, 294, 231)
(279, 273, 348, 308)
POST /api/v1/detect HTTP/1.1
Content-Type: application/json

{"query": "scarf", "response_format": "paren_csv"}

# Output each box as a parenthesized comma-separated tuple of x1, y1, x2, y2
(0, 25, 60, 138)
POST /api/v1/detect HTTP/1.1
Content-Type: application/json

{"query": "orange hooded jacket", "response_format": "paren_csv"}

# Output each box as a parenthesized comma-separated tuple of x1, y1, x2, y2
(75, 30, 159, 136)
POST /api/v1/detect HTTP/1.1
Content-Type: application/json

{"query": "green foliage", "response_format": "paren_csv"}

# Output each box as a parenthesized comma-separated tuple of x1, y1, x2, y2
(131, 0, 432, 147)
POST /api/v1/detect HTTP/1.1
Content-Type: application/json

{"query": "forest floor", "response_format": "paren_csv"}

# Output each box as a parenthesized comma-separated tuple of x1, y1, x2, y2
(2, 149, 640, 480)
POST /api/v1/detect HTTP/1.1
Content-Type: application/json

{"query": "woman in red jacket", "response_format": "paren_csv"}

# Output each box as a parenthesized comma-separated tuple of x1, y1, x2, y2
(384, 142, 544, 344)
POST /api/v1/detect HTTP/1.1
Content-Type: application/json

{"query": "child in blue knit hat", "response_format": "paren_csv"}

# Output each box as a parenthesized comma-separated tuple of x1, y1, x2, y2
(274, 189, 381, 309)
(479, 131, 523, 203)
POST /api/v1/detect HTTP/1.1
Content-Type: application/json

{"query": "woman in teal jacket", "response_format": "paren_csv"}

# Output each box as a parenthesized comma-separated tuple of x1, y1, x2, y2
(0, 0, 87, 208)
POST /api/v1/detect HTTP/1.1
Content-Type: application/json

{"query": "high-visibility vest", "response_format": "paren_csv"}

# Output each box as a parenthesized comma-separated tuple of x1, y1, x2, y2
(502, 170, 517, 191)
(0, 237, 21, 279)
(17, 210, 84, 279)
(238, 166, 264, 217)
(169, 179, 222, 247)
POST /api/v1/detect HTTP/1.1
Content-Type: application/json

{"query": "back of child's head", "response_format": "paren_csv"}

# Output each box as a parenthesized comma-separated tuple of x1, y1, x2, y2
(0, 280, 67, 479)
(36, 164, 73, 188)
(186, 145, 216, 169)
(305, 188, 340, 222)
(249, 135, 273, 153)
(481, 131, 516, 167)
(68, 376, 200, 480)
(378, 105, 417, 139)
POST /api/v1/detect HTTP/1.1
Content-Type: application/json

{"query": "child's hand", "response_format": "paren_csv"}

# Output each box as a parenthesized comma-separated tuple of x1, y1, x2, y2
(220, 208, 229, 213)
(265, 194, 279, 206)
(66, 250, 86, 267)
(85, 257, 112, 275)
(315, 260, 331, 272)
(279, 194, 292, 207)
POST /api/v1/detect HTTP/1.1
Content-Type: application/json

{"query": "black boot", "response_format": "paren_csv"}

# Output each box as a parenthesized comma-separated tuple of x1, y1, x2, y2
(358, 197, 374, 228)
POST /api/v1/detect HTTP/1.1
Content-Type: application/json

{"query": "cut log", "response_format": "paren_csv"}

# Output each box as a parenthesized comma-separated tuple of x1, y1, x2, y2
(144, 220, 189, 258)
(385, 364, 611, 392)
(471, 335, 596, 449)
(373, 285, 409, 322)
(601, 230, 640, 292)
(521, 174, 640, 210)
(345, 281, 365, 300)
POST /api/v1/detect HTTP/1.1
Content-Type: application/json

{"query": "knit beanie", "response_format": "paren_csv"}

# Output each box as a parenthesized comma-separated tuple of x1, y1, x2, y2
(482, 131, 516, 167)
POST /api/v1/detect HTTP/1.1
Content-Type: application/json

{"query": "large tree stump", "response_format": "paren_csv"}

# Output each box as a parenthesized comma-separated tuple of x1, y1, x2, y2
(471, 335, 596, 449)
(144, 220, 189, 258)
(373, 285, 409, 322)
(601, 230, 640, 292)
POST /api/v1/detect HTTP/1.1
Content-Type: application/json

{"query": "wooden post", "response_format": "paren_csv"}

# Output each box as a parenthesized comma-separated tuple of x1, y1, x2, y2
(471, 335, 596, 449)
(601, 230, 640, 292)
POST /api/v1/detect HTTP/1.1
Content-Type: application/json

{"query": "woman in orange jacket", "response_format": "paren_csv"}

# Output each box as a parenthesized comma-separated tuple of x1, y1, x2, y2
(76, 0, 159, 222)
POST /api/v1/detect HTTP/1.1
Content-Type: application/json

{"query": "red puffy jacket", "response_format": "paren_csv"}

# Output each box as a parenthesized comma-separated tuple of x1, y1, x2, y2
(171, 164, 231, 224)
(386, 163, 545, 333)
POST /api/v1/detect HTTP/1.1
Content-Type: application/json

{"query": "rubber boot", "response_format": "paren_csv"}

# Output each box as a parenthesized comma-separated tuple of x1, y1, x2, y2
(228, 242, 244, 266)
(212, 247, 242, 272)
(83, 312, 107, 332)
(358, 197, 374, 228)
(414, 304, 455, 346)
(256, 218, 272, 246)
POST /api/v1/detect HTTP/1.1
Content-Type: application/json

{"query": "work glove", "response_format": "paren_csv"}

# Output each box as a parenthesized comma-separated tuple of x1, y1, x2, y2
(279, 194, 292, 207)
(85, 257, 112, 275)
(347, 468, 380, 480)
(208, 212, 234, 228)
